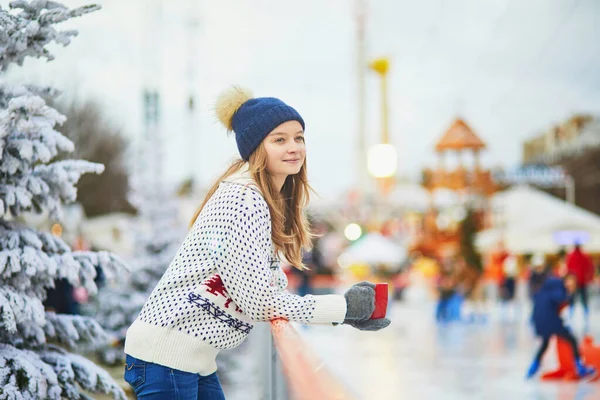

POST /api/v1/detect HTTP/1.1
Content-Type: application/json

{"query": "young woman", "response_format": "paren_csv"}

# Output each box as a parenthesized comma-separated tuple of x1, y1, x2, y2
(123, 86, 391, 399)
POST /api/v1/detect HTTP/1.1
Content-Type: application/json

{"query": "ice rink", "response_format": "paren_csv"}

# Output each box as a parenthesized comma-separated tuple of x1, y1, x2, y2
(224, 282, 600, 400)
(302, 283, 600, 400)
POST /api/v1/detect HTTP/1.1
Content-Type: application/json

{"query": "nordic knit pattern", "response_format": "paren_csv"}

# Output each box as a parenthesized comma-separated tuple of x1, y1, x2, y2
(124, 169, 347, 375)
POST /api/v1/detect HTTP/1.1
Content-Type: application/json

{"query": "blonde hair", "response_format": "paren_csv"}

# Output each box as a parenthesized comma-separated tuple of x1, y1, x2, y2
(189, 145, 313, 270)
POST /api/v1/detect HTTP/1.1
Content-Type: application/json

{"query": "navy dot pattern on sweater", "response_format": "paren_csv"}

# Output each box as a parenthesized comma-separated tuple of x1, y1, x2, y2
(137, 180, 317, 350)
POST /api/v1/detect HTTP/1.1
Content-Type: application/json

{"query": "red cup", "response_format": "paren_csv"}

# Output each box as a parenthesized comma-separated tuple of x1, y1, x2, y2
(370, 283, 388, 319)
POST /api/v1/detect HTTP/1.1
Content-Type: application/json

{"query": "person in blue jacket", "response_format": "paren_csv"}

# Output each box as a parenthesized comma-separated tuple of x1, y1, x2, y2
(526, 274, 596, 379)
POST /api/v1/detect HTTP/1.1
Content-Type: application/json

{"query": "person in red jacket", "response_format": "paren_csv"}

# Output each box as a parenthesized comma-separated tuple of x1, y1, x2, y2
(566, 243, 595, 327)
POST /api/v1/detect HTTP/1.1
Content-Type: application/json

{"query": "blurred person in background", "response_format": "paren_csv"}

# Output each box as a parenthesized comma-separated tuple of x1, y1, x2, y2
(528, 253, 548, 301)
(291, 248, 316, 297)
(488, 245, 509, 306)
(552, 247, 568, 277)
(455, 256, 486, 322)
(315, 220, 345, 276)
(526, 274, 595, 379)
(44, 234, 99, 315)
(500, 255, 518, 321)
(566, 242, 595, 328)
(43, 278, 80, 315)
(435, 260, 457, 322)
(123, 86, 390, 399)
(392, 254, 413, 301)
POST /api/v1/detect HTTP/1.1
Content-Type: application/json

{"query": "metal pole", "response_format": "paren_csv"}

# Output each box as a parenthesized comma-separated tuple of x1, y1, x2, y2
(135, 0, 163, 255)
(355, 0, 368, 191)
(185, 0, 200, 179)
(565, 175, 575, 204)
(141, 0, 163, 196)
(368, 58, 390, 144)
(381, 70, 389, 144)
(369, 58, 392, 197)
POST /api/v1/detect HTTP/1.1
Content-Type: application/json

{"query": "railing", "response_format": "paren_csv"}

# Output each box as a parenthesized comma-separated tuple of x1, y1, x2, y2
(259, 318, 357, 400)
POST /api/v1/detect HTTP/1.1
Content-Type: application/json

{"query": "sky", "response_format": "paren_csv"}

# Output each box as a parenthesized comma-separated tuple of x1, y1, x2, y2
(6, 0, 600, 200)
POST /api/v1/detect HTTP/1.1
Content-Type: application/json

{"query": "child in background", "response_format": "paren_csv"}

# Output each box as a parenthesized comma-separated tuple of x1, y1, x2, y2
(526, 274, 596, 379)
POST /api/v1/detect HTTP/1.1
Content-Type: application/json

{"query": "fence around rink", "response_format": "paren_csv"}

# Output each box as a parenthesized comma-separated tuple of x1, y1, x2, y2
(267, 318, 357, 400)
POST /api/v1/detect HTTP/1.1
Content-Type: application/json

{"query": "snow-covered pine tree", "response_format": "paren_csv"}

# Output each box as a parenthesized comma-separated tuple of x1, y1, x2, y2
(0, 2, 127, 399)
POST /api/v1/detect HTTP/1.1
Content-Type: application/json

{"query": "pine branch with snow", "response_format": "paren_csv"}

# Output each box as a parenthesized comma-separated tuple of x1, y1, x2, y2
(44, 312, 109, 349)
(40, 346, 126, 400)
(0, 344, 63, 399)
(0, 92, 106, 219)
(0, 1, 100, 70)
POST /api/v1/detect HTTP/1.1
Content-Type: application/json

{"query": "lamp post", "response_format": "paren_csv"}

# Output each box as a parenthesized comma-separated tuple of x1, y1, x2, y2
(355, 0, 368, 192)
(368, 57, 397, 196)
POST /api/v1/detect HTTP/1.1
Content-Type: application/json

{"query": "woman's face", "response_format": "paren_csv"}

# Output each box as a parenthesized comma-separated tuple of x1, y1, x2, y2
(263, 120, 306, 179)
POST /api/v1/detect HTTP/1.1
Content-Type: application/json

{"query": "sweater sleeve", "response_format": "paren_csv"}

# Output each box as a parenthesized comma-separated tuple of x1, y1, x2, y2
(212, 186, 346, 324)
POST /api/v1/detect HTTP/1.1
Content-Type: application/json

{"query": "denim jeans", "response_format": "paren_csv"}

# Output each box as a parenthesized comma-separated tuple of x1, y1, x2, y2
(124, 354, 225, 400)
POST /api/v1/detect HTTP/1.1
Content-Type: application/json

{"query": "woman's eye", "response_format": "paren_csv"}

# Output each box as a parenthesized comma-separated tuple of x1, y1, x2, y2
(295, 137, 305, 142)
(275, 138, 285, 143)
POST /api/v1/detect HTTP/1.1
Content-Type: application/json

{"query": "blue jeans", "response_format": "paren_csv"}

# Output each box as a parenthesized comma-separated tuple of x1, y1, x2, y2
(124, 354, 225, 400)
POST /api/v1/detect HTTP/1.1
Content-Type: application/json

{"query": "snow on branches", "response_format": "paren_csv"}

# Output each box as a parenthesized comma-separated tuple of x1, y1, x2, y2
(0, 1, 100, 70)
(0, 2, 128, 399)
(0, 90, 106, 219)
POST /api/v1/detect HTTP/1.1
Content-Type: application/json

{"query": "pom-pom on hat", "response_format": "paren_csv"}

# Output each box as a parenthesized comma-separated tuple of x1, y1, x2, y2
(215, 86, 305, 160)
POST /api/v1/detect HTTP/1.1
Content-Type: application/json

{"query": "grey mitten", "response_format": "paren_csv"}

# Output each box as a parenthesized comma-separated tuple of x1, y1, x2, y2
(343, 281, 376, 322)
(342, 281, 391, 332)
(345, 317, 391, 331)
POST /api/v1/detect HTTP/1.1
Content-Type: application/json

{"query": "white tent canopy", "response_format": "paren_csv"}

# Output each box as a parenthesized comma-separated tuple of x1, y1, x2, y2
(431, 188, 461, 209)
(476, 185, 600, 253)
(388, 183, 431, 211)
(338, 232, 406, 267)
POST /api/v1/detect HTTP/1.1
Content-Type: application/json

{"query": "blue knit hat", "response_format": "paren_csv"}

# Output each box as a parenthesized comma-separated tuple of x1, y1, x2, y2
(215, 86, 305, 161)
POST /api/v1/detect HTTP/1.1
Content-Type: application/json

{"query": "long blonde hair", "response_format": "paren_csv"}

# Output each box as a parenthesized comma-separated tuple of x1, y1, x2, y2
(189, 143, 313, 270)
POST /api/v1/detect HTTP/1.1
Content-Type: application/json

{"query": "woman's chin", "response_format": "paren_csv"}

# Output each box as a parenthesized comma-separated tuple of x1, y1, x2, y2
(281, 164, 302, 174)
(288, 167, 302, 175)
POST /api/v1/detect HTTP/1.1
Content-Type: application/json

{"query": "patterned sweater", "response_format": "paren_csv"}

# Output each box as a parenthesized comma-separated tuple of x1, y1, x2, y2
(124, 168, 347, 375)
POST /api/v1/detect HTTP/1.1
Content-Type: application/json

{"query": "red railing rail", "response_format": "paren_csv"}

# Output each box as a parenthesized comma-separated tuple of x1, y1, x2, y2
(270, 318, 357, 400)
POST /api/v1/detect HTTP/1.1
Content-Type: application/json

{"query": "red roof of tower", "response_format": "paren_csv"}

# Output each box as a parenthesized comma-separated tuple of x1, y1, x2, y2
(435, 118, 486, 152)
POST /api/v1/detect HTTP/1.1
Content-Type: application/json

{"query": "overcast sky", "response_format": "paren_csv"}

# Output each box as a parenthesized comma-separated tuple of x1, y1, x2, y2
(7, 0, 600, 200)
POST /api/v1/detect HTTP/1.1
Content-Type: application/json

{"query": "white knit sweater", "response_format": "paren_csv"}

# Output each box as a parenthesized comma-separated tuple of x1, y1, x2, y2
(124, 168, 347, 375)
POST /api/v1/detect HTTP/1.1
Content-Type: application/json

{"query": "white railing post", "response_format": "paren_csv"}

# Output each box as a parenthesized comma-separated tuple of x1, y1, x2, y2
(270, 330, 289, 399)
(257, 322, 289, 400)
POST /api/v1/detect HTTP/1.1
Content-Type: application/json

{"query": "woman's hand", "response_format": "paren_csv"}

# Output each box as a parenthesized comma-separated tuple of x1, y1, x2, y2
(343, 281, 391, 331)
